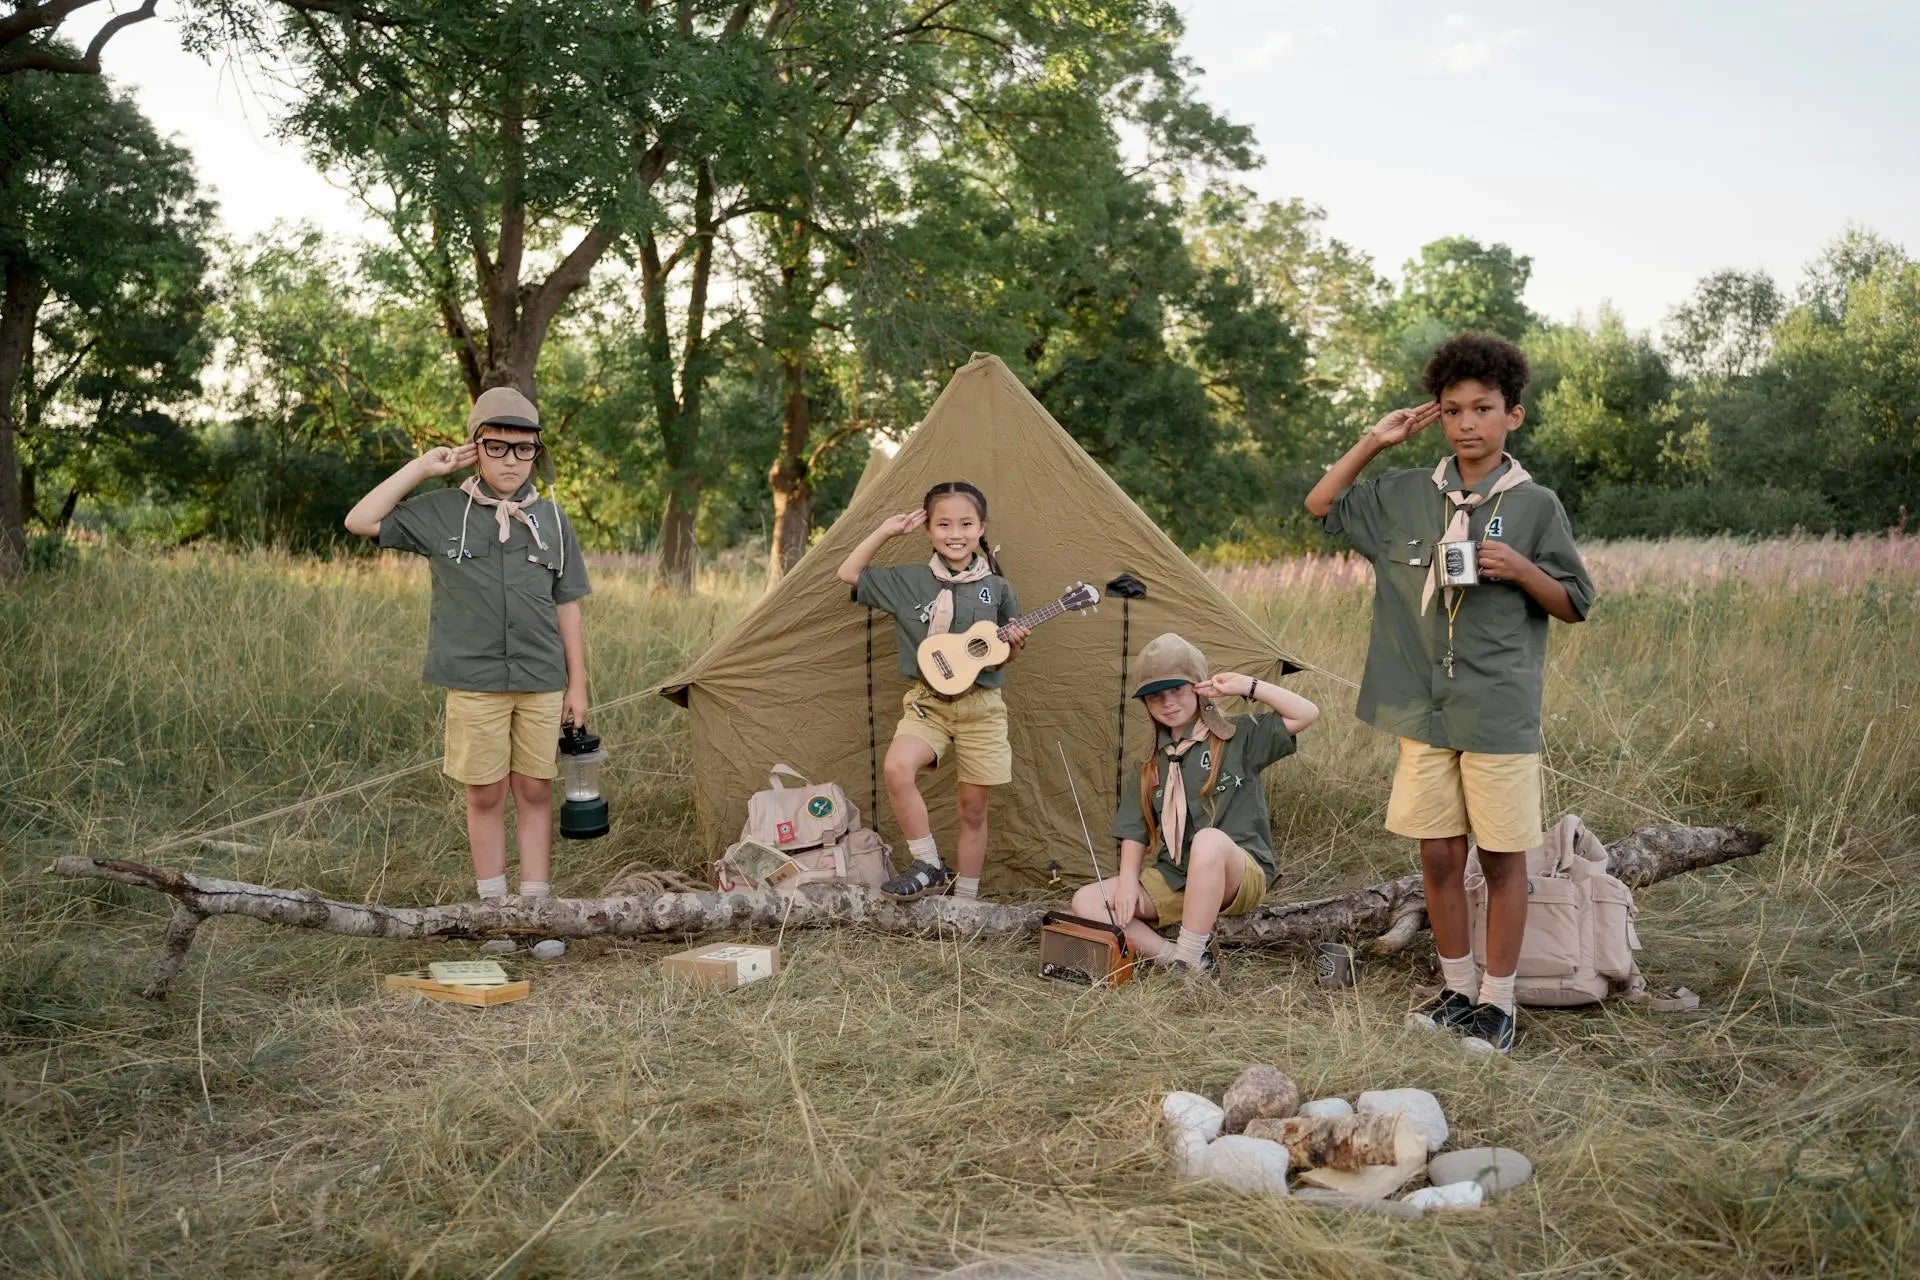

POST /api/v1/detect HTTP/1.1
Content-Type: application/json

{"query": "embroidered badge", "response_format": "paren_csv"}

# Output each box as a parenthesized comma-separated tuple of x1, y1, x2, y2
(1199, 749, 1212, 769)
(978, 586, 993, 604)
(1487, 515, 1505, 538)
(806, 795, 835, 819)
(775, 821, 796, 845)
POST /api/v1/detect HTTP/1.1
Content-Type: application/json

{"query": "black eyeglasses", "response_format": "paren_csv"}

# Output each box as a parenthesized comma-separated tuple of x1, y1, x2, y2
(479, 439, 542, 460)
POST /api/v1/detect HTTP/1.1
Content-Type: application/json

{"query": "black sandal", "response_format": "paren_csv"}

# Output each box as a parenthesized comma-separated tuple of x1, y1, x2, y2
(881, 859, 950, 900)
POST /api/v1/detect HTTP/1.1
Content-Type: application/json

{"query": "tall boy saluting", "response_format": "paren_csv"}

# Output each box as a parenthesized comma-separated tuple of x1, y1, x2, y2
(345, 387, 590, 912)
(1304, 334, 1593, 1053)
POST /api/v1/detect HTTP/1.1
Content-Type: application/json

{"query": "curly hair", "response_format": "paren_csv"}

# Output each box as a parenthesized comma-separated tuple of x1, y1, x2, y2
(1421, 333, 1530, 409)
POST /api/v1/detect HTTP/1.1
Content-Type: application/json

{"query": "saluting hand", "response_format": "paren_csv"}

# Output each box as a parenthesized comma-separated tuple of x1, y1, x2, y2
(418, 443, 477, 477)
(1195, 671, 1255, 700)
(1366, 402, 1441, 447)
(877, 509, 926, 538)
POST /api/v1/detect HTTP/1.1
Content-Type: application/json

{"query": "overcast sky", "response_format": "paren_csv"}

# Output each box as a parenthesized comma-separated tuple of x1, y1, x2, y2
(103, 1, 1919, 334)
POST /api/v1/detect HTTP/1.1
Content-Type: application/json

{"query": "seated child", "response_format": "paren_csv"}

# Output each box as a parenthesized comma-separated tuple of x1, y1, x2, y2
(1072, 633, 1318, 974)
(343, 387, 591, 922)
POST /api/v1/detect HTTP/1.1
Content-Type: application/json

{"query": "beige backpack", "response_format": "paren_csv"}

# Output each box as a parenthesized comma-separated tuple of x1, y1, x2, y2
(1464, 813, 1646, 1007)
(715, 765, 895, 892)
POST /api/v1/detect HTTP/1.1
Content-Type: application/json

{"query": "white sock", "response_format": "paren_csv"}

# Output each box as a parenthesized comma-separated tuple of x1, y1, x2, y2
(952, 876, 980, 899)
(1173, 927, 1210, 966)
(1480, 971, 1516, 1015)
(518, 880, 550, 897)
(906, 835, 942, 867)
(1439, 952, 1481, 1002)
(476, 874, 508, 900)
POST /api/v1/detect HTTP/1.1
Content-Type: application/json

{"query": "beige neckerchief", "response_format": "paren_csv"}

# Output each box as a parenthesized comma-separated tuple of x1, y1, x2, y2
(1157, 719, 1212, 867)
(1419, 454, 1530, 616)
(926, 553, 993, 634)
(460, 477, 547, 549)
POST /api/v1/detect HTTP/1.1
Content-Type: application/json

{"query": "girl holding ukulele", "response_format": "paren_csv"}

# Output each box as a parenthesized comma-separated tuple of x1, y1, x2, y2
(837, 482, 1031, 900)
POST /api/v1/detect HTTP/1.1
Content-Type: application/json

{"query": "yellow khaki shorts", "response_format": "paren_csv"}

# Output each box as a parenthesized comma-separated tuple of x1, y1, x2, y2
(1138, 840, 1268, 927)
(443, 689, 565, 786)
(1385, 738, 1544, 852)
(893, 684, 1012, 786)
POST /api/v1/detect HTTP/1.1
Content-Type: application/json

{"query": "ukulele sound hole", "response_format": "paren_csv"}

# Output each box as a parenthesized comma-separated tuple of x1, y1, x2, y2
(966, 638, 991, 658)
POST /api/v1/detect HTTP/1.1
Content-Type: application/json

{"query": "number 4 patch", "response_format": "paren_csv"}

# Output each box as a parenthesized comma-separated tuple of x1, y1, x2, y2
(978, 586, 993, 604)
(1487, 516, 1505, 538)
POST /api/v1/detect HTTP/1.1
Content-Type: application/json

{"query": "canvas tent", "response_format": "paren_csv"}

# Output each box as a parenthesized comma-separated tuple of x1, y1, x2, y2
(660, 353, 1302, 893)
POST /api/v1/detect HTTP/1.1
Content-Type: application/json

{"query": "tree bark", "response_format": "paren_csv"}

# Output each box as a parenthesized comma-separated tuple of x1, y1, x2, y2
(766, 219, 815, 585)
(47, 825, 1770, 999)
(0, 269, 49, 577)
(1244, 1114, 1405, 1171)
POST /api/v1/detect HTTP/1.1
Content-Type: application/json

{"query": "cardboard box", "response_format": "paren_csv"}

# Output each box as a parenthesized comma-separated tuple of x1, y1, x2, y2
(662, 943, 780, 990)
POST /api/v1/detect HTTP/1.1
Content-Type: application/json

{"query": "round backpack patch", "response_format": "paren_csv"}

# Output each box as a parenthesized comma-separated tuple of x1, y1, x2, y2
(807, 795, 835, 819)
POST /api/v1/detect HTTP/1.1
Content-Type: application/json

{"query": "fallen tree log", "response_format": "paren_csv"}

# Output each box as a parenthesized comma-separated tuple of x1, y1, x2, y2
(48, 824, 1769, 999)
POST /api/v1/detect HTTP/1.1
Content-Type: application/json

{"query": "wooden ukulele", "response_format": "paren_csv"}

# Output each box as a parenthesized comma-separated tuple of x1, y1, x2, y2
(916, 582, 1099, 695)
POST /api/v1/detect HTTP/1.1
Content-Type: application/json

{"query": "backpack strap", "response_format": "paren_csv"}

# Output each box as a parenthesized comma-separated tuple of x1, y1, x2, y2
(768, 763, 811, 790)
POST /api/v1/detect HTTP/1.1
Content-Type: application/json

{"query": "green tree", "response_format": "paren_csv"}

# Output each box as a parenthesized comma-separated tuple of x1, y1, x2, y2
(0, 63, 214, 573)
(1397, 235, 1534, 341)
(1664, 268, 1782, 382)
(1525, 308, 1683, 501)
(198, 226, 466, 548)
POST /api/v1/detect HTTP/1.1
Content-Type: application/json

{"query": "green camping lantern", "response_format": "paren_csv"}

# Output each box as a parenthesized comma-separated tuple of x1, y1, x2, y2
(558, 722, 609, 840)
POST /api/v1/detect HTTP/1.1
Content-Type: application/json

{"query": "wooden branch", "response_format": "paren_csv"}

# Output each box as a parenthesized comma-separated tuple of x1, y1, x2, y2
(48, 826, 1770, 999)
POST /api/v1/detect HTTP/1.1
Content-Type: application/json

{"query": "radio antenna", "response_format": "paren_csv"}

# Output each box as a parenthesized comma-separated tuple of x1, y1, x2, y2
(1058, 742, 1124, 940)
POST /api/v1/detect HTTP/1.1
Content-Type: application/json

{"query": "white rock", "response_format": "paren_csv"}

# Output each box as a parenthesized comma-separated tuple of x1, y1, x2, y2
(1403, 1180, 1486, 1212)
(1297, 1097, 1354, 1119)
(1162, 1091, 1225, 1142)
(1191, 1135, 1291, 1195)
(1168, 1126, 1209, 1177)
(1356, 1088, 1449, 1155)
(1427, 1146, 1534, 1195)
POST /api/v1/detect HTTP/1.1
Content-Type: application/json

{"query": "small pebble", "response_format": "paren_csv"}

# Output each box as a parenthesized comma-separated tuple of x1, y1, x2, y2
(1404, 1180, 1486, 1212)
(530, 939, 567, 960)
(1427, 1146, 1534, 1195)
(1297, 1097, 1354, 1119)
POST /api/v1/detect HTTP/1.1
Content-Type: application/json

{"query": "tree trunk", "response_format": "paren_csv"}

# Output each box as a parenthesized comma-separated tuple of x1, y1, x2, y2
(766, 220, 815, 585)
(766, 342, 812, 583)
(47, 825, 1770, 999)
(641, 159, 720, 594)
(0, 269, 47, 578)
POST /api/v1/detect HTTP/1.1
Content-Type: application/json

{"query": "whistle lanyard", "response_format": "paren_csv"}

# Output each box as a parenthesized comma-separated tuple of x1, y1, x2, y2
(1440, 488, 1507, 680)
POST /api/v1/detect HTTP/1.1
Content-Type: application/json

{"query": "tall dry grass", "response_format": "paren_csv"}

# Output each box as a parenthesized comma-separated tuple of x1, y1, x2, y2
(2, 541, 1916, 1278)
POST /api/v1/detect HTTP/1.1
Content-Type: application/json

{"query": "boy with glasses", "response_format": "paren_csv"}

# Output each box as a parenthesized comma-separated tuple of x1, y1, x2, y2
(346, 388, 592, 915)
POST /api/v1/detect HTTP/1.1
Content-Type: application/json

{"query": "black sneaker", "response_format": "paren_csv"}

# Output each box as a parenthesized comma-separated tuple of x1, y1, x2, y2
(1406, 988, 1478, 1033)
(1460, 1003, 1516, 1055)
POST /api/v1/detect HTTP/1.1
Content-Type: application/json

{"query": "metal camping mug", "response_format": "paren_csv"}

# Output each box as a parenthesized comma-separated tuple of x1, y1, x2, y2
(1438, 539, 1480, 588)
(1315, 940, 1357, 988)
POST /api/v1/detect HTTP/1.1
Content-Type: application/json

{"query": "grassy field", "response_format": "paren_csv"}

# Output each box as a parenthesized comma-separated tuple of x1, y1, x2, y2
(3, 539, 1917, 1278)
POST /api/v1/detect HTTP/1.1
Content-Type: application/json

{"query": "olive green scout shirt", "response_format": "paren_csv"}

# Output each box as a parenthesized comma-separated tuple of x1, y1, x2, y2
(1321, 458, 1594, 754)
(377, 483, 591, 692)
(854, 563, 1021, 689)
(1112, 712, 1298, 893)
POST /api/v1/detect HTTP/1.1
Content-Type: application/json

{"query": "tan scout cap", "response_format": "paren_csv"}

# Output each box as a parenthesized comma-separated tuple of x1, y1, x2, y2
(466, 386, 541, 437)
(1132, 632, 1236, 739)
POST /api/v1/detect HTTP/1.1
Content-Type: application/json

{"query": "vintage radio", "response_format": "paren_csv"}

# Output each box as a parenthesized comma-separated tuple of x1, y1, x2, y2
(1038, 911, 1137, 986)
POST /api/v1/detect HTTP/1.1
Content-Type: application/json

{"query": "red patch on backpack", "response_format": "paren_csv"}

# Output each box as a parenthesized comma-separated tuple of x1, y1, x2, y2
(775, 821, 796, 845)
